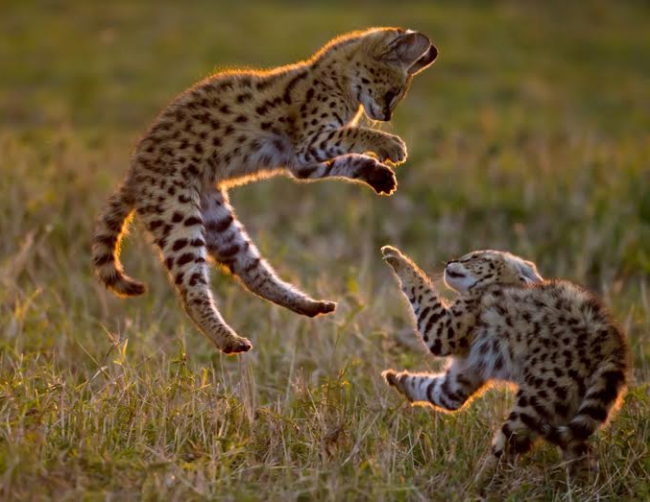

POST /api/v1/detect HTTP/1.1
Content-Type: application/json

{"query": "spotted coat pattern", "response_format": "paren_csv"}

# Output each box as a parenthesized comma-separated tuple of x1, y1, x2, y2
(91, 28, 438, 354)
(380, 246, 629, 483)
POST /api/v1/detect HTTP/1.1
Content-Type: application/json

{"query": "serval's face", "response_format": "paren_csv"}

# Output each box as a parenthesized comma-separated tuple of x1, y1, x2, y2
(353, 29, 438, 121)
(444, 250, 543, 293)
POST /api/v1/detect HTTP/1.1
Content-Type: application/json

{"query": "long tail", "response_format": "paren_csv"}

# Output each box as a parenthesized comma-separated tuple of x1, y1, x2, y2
(92, 184, 146, 297)
(540, 358, 628, 447)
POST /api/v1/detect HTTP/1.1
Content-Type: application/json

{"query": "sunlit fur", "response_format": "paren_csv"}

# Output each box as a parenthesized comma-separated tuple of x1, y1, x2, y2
(91, 28, 437, 355)
(389, 368, 497, 413)
(381, 245, 630, 485)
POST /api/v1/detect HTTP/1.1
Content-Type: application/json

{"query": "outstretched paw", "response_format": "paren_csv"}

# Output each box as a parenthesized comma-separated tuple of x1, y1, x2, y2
(375, 134, 407, 166)
(356, 158, 397, 196)
(294, 299, 337, 318)
(382, 369, 400, 387)
(381, 369, 412, 401)
(221, 336, 253, 355)
(380, 245, 410, 272)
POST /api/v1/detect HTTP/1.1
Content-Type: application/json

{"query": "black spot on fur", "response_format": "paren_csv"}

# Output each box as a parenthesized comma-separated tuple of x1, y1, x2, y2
(172, 239, 188, 251)
(184, 216, 202, 226)
(176, 253, 196, 266)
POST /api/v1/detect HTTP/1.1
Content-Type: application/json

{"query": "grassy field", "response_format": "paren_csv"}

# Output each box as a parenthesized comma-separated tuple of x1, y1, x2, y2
(1, 1, 649, 500)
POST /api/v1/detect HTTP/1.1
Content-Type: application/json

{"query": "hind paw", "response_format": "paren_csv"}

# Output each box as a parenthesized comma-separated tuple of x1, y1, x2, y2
(294, 299, 337, 318)
(221, 336, 253, 355)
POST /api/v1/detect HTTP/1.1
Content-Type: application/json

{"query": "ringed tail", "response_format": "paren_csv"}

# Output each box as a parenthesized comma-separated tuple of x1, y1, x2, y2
(92, 185, 146, 297)
(539, 357, 627, 447)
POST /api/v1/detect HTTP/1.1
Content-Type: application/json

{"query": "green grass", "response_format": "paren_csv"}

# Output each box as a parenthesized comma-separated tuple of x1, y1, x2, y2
(1, 0, 649, 500)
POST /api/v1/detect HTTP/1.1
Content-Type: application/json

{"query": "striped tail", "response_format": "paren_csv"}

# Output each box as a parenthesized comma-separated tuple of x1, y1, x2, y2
(92, 185, 146, 297)
(541, 359, 628, 447)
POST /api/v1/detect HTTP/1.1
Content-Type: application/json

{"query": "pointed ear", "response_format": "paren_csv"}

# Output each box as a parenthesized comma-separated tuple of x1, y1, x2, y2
(517, 260, 543, 284)
(379, 32, 435, 72)
(408, 43, 438, 75)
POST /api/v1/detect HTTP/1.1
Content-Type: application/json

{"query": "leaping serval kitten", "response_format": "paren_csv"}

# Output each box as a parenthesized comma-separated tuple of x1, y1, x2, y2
(380, 246, 629, 484)
(92, 28, 438, 354)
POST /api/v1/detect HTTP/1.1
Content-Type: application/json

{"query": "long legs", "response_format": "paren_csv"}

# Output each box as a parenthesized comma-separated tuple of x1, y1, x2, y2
(201, 187, 336, 317)
(136, 184, 251, 354)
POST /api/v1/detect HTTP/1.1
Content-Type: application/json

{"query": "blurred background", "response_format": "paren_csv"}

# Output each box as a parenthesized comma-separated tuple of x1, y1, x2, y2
(1, 1, 649, 500)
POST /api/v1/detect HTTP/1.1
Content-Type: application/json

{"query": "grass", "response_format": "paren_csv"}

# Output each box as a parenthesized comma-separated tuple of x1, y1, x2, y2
(1, 0, 649, 500)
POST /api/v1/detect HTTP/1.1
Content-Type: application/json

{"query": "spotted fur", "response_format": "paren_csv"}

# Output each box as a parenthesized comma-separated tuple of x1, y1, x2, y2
(91, 28, 437, 354)
(380, 245, 629, 483)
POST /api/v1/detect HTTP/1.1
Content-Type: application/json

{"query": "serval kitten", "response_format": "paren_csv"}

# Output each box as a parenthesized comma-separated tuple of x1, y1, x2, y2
(92, 28, 438, 354)
(380, 246, 629, 484)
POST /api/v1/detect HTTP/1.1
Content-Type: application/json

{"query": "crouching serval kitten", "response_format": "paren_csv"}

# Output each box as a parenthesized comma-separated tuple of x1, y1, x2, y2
(92, 28, 438, 354)
(380, 246, 629, 484)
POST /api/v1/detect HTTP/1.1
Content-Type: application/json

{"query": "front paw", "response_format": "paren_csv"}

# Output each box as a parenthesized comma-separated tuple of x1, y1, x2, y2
(381, 369, 412, 401)
(375, 134, 407, 166)
(382, 369, 400, 387)
(380, 245, 409, 272)
(357, 158, 397, 195)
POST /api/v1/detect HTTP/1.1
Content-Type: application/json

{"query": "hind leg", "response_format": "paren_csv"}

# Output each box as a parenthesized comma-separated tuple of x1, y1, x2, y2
(137, 187, 251, 354)
(562, 441, 592, 481)
(201, 187, 336, 317)
(476, 391, 540, 487)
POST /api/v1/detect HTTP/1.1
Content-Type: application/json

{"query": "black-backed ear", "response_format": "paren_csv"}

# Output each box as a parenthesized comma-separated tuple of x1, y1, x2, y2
(379, 31, 434, 72)
(517, 260, 543, 284)
(408, 43, 438, 75)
